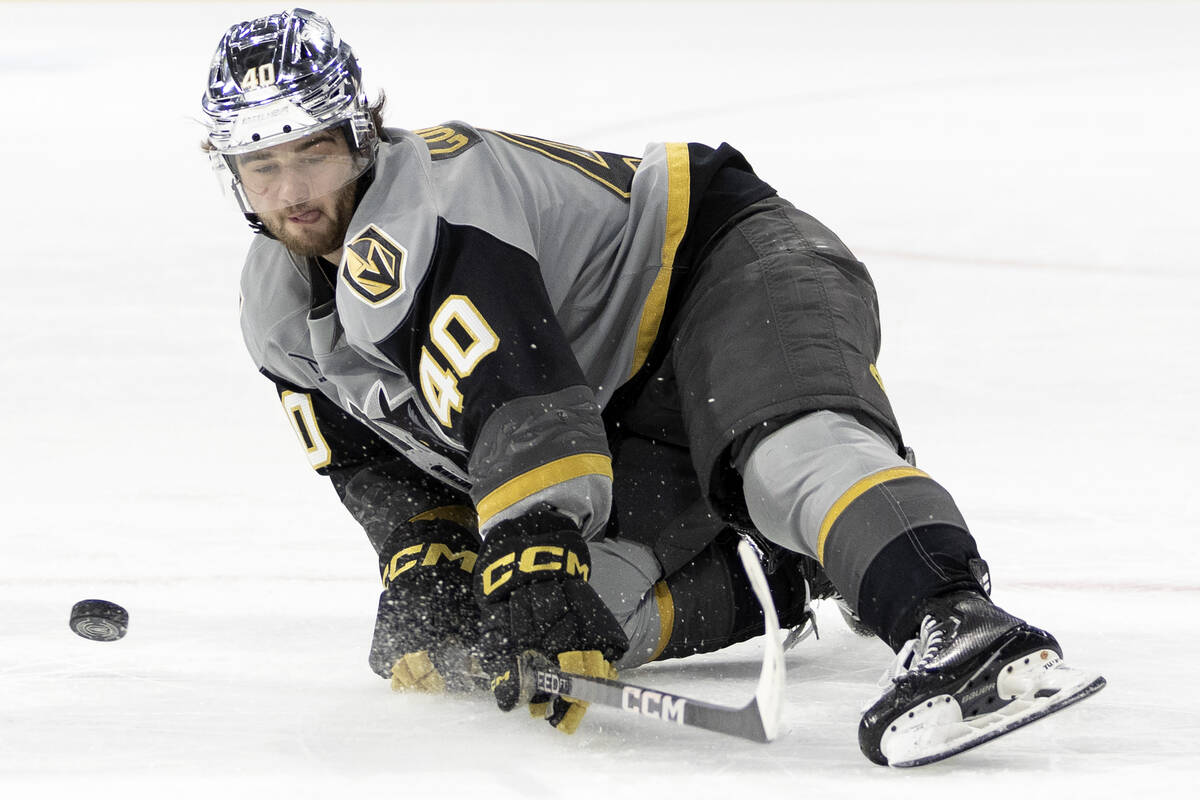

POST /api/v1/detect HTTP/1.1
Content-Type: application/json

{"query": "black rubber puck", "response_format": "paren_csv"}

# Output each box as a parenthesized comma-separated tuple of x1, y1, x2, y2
(70, 599, 129, 641)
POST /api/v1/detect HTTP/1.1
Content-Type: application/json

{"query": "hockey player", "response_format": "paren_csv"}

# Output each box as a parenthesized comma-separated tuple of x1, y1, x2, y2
(201, 8, 1104, 765)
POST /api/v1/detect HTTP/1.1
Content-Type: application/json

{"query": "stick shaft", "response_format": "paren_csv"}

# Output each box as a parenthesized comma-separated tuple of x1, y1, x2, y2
(531, 667, 771, 742)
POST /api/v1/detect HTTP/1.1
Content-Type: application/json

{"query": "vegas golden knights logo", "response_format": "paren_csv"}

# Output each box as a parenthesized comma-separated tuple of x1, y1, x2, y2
(340, 224, 407, 305)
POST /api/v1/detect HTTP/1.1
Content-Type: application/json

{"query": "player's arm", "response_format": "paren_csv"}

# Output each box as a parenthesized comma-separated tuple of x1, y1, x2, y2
(262, 369, 469, 550)
(369, 222, 614, 542)
(369, 226, 627, 730)
(263, 370, 490, 687)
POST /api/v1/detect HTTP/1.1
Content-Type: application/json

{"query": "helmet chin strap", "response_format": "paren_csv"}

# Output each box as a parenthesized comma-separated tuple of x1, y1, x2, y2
(243, 212, 271, 238)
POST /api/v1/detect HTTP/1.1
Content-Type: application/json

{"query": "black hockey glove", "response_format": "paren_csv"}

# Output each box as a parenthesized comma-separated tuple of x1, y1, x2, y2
(369, 518, 486, 694)
(473, 508, 629, 734)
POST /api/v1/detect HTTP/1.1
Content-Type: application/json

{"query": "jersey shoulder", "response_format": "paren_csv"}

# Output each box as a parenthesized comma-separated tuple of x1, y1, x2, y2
(336, 124, 539, 347)
(333, 134, 440, 346)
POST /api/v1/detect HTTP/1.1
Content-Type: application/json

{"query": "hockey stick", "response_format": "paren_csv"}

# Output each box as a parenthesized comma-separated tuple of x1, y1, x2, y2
(528, 540, 786, 743)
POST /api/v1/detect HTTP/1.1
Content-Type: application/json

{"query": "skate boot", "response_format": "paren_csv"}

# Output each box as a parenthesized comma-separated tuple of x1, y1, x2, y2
(793, 553, 875, 637)
(743, 532, 871, 639)
(859, 590, 1106, 767)
(737, 535, 819, 648)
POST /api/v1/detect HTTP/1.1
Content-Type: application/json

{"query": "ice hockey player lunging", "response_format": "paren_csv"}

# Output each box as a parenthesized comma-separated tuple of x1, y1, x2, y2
(201, 8, 1104, 766)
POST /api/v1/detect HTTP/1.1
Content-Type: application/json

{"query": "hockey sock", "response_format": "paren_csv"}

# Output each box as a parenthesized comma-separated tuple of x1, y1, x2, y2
(855, 523, 987, 651)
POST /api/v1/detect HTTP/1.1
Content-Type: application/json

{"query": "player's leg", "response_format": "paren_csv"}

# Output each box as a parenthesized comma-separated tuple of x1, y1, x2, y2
(588, 531, 812, 670)
(663, 195, 984, 646)
(594, 432, 812, 669)
(667, 195, 1104, 764)
(737, 409, 986, 649)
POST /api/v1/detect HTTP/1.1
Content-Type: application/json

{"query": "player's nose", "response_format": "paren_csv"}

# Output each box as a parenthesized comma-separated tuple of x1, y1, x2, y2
(274, 166, 312, 206)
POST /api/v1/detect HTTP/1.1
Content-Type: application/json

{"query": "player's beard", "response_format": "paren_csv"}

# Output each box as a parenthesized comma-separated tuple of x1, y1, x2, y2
(258, 180, 358, 259)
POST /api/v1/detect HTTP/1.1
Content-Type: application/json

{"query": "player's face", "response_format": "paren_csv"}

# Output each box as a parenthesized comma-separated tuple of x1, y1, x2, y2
(233, 130, 360, 259)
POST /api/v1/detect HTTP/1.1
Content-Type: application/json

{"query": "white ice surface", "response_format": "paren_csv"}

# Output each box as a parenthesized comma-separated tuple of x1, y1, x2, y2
(2, 1, 1197, 796)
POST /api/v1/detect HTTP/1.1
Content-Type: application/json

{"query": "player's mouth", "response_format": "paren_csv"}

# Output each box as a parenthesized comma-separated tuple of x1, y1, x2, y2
(287, 208, 323, 225)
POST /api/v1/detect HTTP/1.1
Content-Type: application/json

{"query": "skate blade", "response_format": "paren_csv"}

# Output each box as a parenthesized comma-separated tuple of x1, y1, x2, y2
(883, 660, 1107, 768)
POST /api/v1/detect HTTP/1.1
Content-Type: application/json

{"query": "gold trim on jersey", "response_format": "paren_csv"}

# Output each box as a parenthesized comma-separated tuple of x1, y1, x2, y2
(816, 467, 929, 564)
(409, 504, 479, 530)
(475, 453, 614, 528)
(486, 130, 637, 199)
(628, 142, 690, 379)
(415, 125, 473, 158)
(660, 143, 691, 268)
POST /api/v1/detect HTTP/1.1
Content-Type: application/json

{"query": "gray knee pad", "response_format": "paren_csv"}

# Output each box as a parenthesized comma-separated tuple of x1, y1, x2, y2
(587, 538, 666, 669)
(740, 410, 910, 558)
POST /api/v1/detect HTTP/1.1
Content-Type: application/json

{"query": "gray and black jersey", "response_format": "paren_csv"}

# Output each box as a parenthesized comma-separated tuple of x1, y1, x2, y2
(239, 122, 774, 542)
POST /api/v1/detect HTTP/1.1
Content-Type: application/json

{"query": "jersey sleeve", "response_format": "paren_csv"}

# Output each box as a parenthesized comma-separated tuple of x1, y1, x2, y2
(373, 219, 612, 537)
(263, 369, 474, 553)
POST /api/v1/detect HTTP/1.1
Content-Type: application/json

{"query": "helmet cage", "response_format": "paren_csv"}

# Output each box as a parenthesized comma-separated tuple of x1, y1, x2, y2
(209, 116, 375, 218)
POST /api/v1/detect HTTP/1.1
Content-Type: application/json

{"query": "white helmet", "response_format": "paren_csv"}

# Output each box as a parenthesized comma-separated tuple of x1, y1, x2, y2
(201, 8, 378, 224)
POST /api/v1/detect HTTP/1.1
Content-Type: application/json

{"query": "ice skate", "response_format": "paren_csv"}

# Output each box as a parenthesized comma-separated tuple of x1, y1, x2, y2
(793, 552, 876, 638)
(859, 591, 1106, 767)
(745, 534, 873, 639)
